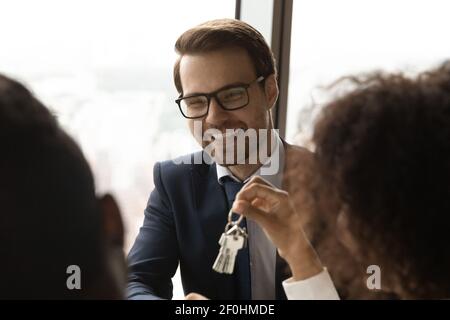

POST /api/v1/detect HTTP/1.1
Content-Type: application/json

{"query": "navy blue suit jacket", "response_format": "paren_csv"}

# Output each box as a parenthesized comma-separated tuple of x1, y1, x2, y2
(127, 151, 289, 300)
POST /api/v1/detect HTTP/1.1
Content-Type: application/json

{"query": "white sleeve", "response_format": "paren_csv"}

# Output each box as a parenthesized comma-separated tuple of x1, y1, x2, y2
(282, 268, 340, 300)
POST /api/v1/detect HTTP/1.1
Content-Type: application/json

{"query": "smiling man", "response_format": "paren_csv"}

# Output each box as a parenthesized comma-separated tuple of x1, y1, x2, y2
(126, 19, 322, 300)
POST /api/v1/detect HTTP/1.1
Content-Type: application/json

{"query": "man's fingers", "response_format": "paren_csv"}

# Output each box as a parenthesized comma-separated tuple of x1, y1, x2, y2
(242, 176, 274, 190)
(232, 199, 270, 227)
(251, 198, 267, 209)
(236, 182, 287, 207)
(185, 292, 209, 300)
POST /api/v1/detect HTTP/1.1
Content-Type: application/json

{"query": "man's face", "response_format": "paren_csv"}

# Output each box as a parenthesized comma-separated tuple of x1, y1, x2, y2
(179, 47, 277, 166)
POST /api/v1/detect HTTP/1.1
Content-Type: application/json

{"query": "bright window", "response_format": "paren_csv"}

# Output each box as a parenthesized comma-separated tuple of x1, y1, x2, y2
(286, 0, 450, 147)
(0, 0, 235, 299)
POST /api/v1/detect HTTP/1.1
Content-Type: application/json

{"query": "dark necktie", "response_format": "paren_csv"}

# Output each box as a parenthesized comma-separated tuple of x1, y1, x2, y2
(220, 176, 251, 300)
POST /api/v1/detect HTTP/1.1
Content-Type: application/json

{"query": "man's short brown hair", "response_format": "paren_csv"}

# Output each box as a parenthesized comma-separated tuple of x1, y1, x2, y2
(173, 19, 277, 94)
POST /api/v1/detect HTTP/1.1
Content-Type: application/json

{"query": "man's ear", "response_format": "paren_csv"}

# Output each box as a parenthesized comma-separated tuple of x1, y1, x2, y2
(99, 194, 124, 248)
(264, 73, 279, 111)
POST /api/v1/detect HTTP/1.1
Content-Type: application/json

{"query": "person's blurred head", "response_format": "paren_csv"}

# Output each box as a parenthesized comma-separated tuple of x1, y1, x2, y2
(313, 61, 450, 298)
(0, 74, 126, 299)
(173, 19, 279, 166)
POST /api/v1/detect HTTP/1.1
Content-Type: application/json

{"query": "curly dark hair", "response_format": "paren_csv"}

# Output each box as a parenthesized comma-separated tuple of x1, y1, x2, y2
(313, 61, 450, 298)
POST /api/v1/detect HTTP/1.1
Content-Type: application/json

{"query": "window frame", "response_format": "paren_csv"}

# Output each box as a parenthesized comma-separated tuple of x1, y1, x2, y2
(236, 0, 293, 139)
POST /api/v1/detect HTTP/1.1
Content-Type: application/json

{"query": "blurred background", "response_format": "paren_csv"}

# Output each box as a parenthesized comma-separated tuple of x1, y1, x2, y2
(1, 0, 449, 299)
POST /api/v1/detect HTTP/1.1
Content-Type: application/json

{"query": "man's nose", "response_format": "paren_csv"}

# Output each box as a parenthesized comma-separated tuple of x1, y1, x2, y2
(205, 97, 228, 123)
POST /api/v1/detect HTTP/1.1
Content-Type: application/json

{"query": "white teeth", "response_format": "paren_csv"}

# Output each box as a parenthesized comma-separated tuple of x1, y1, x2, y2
(204, 128, 247, 141)
(215, 131, 236, 139)
(212, 130, 242, 140)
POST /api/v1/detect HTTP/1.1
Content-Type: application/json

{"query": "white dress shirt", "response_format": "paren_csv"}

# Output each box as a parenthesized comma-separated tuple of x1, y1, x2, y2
(283, 268, 340, 300)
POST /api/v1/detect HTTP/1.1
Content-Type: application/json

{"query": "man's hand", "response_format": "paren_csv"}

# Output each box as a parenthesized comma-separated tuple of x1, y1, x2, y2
(232, 176, 323, 281)
(185, 292, 209, 300)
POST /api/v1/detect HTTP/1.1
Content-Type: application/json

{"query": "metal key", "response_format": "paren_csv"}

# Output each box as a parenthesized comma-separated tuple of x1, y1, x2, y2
(212, 209, 248, 274)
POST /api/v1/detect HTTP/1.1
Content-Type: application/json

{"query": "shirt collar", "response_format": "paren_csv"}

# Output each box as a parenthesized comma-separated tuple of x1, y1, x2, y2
(216, 130, 285, 189)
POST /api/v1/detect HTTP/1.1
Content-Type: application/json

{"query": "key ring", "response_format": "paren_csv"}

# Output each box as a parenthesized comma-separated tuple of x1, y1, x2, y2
(228, 208, 243, 226)
(224, 209, 244, 233)
(224, 209, 247, 238)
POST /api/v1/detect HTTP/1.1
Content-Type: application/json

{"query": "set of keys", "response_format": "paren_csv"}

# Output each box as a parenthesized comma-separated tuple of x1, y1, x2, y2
(212, 209, 248, 274)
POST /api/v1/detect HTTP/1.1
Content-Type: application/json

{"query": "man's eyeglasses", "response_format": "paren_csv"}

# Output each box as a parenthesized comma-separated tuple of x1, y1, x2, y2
(175, 76, 265, 119)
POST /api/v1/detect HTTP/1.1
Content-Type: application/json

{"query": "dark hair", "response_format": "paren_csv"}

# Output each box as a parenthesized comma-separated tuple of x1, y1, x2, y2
(313, 62, 450, 298)
(0, 74, 105, 299)
(173, 18, 276, 94)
